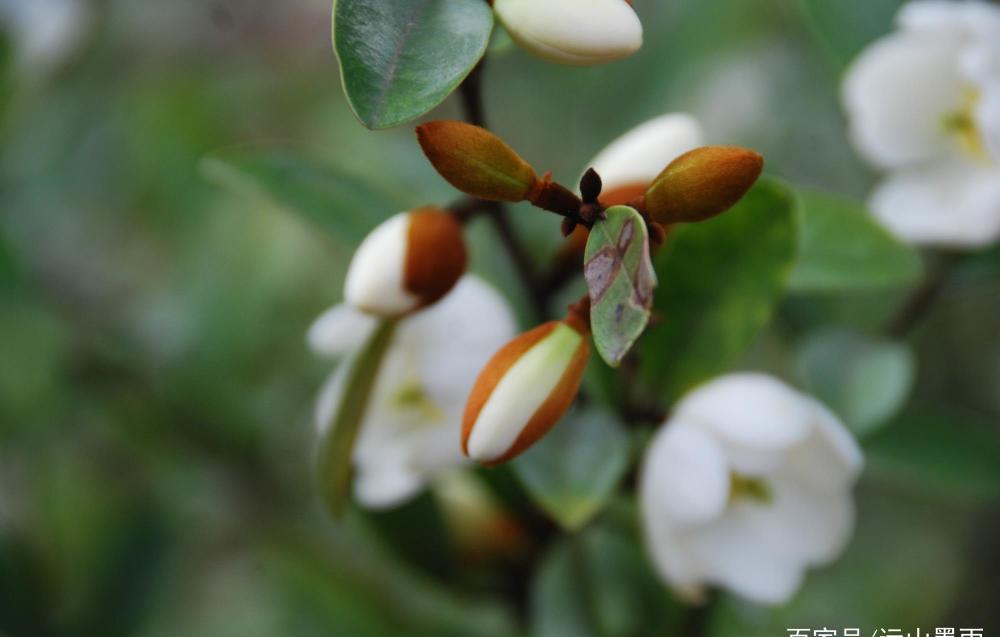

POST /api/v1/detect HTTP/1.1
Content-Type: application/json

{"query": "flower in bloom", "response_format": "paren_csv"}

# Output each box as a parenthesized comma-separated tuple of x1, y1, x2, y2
(639, 373, 863, 605)
(0, 0, 91, 75)
(843, 0, 1000, 247)
(461, 308, 590, 465)
(310, 276, 516, 509)
(344, 207, 467, 317)
(493, 0, 642, 66)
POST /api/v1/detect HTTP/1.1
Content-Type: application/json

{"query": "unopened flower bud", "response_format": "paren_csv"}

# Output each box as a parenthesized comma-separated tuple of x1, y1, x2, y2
(461, 310, 590, 465)
(345, 207, 467, 317)
(494, 0, 643, 66)
(644, 146, 764, 224)
(417, 121, 537, 202)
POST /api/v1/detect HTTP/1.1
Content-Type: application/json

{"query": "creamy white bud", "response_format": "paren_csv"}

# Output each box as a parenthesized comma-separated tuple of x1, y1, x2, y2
(494, 0, 642, 66)
(462, 320, 589, 465)
(344, 213, 418, 316)
(588, 114, 705, 192)
(343, 208, 467, 317)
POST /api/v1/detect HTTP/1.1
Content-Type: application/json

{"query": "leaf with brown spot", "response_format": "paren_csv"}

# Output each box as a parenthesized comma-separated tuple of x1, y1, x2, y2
(584, 205, 657, 367)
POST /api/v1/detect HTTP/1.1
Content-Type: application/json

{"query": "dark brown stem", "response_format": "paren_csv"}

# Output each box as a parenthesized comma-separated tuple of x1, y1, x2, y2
(681, 593, 715, 637)
(486, 201, 550, 319)
(459, 60, 486, 128)
(885, 250, 962, 338)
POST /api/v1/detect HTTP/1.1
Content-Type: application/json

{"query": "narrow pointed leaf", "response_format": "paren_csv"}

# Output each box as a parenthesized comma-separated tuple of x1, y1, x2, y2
(790, 189, 922, 292)
(584, 205, 657, 367)
(333, 0, 494, 129)
(201, 148, 405, 247)
(317, 318, 397, 517)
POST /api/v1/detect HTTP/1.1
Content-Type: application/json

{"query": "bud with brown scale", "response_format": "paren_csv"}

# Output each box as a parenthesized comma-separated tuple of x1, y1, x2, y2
(344, 206, 467, 317)
(416, 121, 538, 202)
(461, 301, 591, 466)
(643, 146, 764, 224)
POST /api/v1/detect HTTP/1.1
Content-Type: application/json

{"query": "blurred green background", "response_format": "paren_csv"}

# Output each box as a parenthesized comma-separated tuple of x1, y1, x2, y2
(1, 0, 999, 635)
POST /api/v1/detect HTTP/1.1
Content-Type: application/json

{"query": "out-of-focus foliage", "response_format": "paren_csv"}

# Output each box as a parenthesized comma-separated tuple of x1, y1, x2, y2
(1, 0, 998, 636)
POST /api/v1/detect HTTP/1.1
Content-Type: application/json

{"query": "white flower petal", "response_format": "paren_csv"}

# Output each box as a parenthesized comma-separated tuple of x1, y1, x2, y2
(764, 476, 856, 566)
(641, 420, 730, 528)
(494, 0, 642, 66)
(687, 503, 806, 605)
(587, 113, 705, 191)
(673, 374, 813, 475)
(353, 465, 425, 510)
(404, 276, 518, 408)
(843, 31, 966, 168)
(344, 212, 419, 316)
(976, 84, 1000, 162)
(870, 160, 1000, 247)
(639, 498, 708, 602)
(307, 303, 377, 356)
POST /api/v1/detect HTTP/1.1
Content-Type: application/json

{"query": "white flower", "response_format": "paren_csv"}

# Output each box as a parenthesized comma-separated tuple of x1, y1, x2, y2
(344, 207, 466, 317)
(0, 0, 90, 76)
(843, 0, 1000, 247)
(493, 0, 642, 66)
(639, 373, 863, 605)
(588, 113, 705, 200)
(311, 275, 516, 509)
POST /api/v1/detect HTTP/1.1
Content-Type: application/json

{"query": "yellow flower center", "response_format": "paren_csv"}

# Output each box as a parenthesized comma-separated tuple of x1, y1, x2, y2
(729, 473, 773, 505)
(942, 88, 988, 161)
(392, 382, 445, 424)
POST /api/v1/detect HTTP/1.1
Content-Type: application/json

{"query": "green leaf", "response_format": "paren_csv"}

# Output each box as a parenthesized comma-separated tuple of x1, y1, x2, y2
(317, 318, 398, 517)
(799, 0, 903, 70)
(584, 205, 657, 367)
(512, 407, 631, 530)
(201, 148, 405, 248)
(790, 190, 922, 292)
(796, 328, 915, 437)
(864, 408, 1000, 502)
(640, 179, 797, 402)
(532, 515, 682, 637)
(333, 0, 494, 130)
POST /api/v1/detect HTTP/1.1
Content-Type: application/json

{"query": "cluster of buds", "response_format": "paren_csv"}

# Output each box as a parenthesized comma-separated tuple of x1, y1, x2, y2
(334, 114, 764, 474)
(492, 0, 643, 66)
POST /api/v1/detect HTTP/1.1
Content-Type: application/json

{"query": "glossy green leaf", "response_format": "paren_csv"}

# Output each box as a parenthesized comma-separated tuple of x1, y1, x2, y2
(317, 318, 398, 517)
(799, 0, 902, 70)
(640, 180, 797, 402)
(532, 513, 682, 637)
(790, 190, 922, 292)
(512, 407, 631, 530)
(584, 205, 657, 367)
(864, 408, 1000, 502)
(333, 0, 494, 129)
(796, 328, 915, 437)
(201, 148, 405, 248)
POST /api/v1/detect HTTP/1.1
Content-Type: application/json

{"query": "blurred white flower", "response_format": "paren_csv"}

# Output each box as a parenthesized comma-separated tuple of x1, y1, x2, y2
(639, 373, 863, 605)
(493, 0, 642, 66)
(0, 0, 91, 76)
(843, 0, 1000, 247)
(588, 113, 705, 200)
(310, 275, 516, 509)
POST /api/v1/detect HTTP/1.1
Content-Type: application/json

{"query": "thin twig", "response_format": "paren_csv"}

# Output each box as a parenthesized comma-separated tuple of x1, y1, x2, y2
(885, 250, 963, 338)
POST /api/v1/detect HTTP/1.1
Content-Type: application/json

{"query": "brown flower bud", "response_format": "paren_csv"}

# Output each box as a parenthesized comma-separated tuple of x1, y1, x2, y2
(643, 146, 763, 224)
(417, 121, 537, 202)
